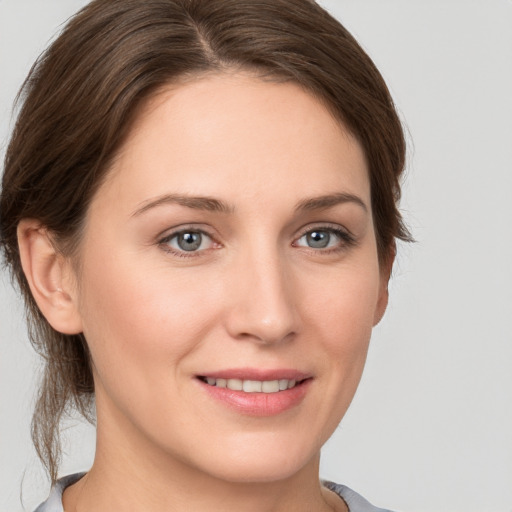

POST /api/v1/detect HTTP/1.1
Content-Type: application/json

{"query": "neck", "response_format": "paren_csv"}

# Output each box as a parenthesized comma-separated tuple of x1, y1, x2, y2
(68, 461, 339, 512)
(62, 393, 346, 512)
(63, 425, 344, 512)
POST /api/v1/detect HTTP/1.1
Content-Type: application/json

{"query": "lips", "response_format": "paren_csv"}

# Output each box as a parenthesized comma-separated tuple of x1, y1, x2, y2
(196, 369, 312, 416)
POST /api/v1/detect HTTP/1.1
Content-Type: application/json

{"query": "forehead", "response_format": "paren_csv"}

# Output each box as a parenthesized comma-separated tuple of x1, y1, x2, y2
(97, 72, 370, 213)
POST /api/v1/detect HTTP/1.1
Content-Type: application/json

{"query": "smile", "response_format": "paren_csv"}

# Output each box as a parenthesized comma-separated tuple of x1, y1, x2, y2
(196, 369, 312, 415)
(199, 377, 300, 393)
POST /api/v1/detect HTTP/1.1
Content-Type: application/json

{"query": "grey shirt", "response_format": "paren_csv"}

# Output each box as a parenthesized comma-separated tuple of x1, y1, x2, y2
(34, 473, 395, 512)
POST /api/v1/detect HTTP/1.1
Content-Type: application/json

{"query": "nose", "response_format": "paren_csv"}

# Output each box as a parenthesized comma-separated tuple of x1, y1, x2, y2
(223, 246, 300, 345)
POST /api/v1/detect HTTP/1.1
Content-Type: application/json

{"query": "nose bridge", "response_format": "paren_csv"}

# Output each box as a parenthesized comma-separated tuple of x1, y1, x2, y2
(225, 237, 298, 344)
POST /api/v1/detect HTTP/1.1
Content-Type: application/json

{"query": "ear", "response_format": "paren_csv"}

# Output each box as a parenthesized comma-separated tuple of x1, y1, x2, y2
(373, 243, 396, 326)
(17, 219, 83, 335)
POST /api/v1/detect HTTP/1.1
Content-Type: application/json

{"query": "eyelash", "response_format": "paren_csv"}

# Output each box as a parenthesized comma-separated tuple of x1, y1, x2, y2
(158, 227, 218, 259)
(157, 224, 356, 259)
(293, 225, 356, 254)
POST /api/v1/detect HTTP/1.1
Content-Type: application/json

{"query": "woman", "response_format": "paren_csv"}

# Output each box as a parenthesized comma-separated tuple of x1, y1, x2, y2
(0, 0, 411, 510)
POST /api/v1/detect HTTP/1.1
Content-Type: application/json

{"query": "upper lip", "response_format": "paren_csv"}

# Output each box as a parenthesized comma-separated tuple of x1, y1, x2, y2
(197, 368, 312, 381)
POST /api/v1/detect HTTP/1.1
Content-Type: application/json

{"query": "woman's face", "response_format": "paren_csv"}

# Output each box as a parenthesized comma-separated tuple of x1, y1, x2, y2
(71, 73, 389, 483)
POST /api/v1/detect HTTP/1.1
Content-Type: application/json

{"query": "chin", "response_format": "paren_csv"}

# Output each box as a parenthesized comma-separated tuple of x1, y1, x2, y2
(182, 435, 320, 484)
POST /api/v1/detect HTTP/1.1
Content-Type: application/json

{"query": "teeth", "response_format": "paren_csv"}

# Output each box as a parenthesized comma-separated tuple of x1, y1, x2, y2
(243, 380, 262, 392)
(203, 377, 300, 393)
(261, 380, 279, 393)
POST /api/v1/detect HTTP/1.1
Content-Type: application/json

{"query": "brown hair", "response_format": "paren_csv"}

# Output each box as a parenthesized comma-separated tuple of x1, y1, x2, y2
(0, 0, 411, 483)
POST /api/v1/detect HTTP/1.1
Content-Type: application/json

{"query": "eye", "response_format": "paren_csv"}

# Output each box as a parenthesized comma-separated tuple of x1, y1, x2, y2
(294, 227, 354, 251)
(161, 229, 215, 254)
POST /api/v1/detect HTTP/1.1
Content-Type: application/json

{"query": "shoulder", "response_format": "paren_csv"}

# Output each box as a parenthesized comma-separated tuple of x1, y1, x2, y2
(33, 473, 86, 512)
(323, 481, 396, 512)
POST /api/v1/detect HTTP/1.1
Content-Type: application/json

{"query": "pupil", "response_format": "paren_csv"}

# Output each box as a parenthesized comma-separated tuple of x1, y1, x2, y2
(178, 232, 202, 251)
(307, 231, 329, 248)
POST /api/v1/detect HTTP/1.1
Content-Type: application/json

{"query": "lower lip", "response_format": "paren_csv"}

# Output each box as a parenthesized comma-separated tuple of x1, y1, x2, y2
(197, 379, 312, 416)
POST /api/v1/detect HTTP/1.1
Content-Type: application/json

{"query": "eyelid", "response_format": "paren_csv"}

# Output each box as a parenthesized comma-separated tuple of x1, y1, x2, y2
(157, 224, 220, 257)
(295, 222, 354, 240)
(292, 223, 356, 250)
(157, 222, 220, 241)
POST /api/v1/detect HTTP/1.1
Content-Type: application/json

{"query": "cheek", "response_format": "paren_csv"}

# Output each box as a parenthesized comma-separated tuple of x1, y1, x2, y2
(280, 257, 382, 448)
(76, 250, 219, 391)
(305, 259, 381, 348)
(303, 259, 381, 398)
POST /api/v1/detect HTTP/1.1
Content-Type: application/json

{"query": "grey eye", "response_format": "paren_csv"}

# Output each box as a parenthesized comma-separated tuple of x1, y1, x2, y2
(295, 228, 350, 251)
(305, 230, 331, 248)
(176, 232, 203, 251)
(161, 228, 216, 256)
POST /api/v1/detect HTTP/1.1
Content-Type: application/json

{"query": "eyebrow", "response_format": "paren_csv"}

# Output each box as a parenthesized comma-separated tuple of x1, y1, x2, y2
(131, 194, 234, 217)
(294, 193, 368, 213)
(131, 191, 367, 217)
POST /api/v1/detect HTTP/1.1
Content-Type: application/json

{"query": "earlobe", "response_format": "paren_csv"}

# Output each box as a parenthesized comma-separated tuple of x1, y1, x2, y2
(17, 220, 83, 335)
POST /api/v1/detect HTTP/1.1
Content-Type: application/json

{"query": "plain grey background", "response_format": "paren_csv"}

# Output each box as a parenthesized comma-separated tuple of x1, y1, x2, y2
(1, 1, 511, 511)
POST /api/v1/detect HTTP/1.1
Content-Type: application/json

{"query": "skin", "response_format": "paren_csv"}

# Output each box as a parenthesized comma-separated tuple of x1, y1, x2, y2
(18, 73, 391, 512)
